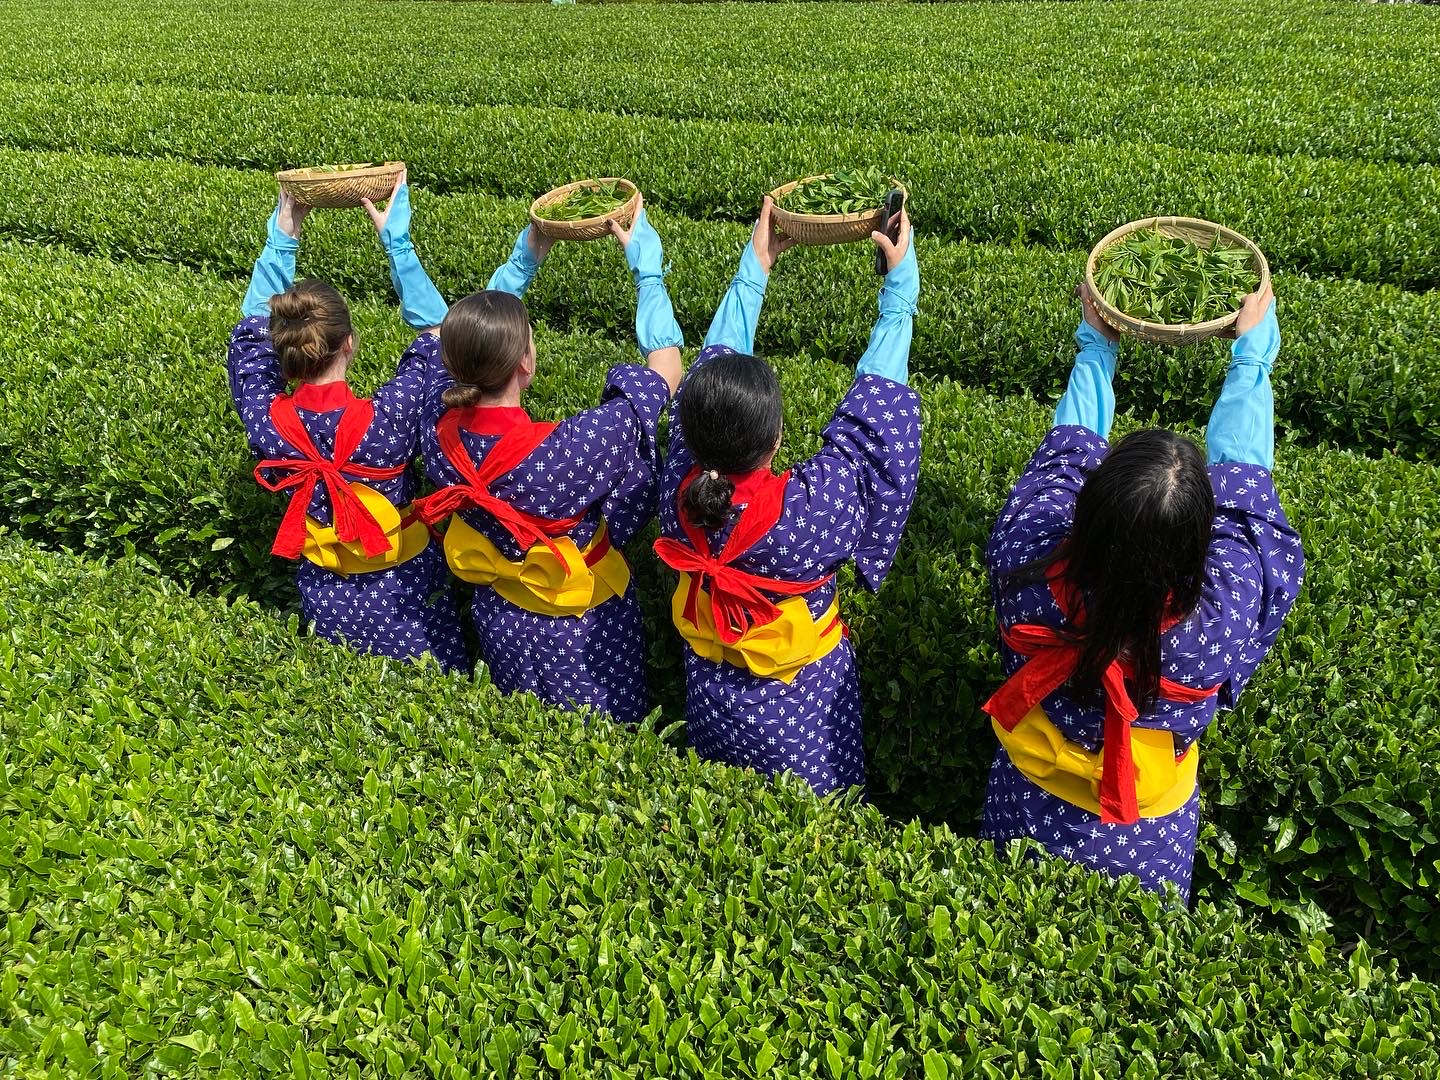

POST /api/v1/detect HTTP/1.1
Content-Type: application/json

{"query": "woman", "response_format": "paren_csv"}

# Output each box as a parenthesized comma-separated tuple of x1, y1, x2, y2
(979, 280, 1304, 899)
(653, 197, 921, 796)
(417, 200, 683, 725)
(228, 175, 466, 671)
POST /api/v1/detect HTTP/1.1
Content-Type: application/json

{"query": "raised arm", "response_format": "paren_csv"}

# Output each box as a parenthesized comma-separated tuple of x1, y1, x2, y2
(702, 195, 797, 355)
(1206, 284, 1278, 470)
(486, 224, 554, 299)
(1053, 282, 1121, 438)
(609, 198, 683, 394)
(362, 171, 447, 334)
(240, 191, 306, 318)
(855, 206, 918, 385)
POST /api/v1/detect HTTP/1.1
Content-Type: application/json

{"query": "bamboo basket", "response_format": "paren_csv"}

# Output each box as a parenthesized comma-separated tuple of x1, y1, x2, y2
(529, 178, 641, 242)
(769, 176, 906, 246)
(1085, 216, 1270, 345)
(276, 162, 405, 209)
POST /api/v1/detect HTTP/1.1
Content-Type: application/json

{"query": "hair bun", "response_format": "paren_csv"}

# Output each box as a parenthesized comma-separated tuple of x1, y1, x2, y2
(268, 279, 353, 382)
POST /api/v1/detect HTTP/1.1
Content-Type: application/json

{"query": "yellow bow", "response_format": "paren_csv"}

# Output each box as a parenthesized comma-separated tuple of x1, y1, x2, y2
(302, 483, 428, 576)
(443, 514, 629, 617)
(671, 572, 843, 684)
(991, 708, 1198, 819)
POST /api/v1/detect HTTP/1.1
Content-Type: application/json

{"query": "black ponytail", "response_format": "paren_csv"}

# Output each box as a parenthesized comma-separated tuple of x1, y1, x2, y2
(1013, 428, 1215, 711)
(677, 352, 784, 531)
(682, 470, 738, 532)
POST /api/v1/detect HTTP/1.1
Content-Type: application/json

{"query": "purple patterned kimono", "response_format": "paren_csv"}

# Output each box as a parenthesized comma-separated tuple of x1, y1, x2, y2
(227, 317, 467, 671)
(658, 346, 922, 795)
(421, 365, 671, 726)
(981, 425, 1305, 897)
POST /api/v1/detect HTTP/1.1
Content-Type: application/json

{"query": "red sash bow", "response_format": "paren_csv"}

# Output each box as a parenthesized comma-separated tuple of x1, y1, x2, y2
(653, 466, 830, 645)
(415, 408, 583, 556)
(982, 562, 1218, 825)
(254, 394, 404, 561)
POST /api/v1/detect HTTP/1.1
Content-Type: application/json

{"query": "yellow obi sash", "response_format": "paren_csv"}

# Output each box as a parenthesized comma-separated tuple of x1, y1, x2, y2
(671, 572, 844, 684)
(992, 707, 1198, 819)
(302, 482, 429, 575)
(443, 515, 629, 617)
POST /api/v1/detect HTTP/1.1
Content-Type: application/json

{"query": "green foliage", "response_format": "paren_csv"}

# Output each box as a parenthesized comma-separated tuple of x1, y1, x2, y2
(534, 181, 629, 222)
(0, 237, 1435, 972)
(0, 155, 1433, 459)
(1094, 229, 1259, 324)
(2, 539, 1437, 1077)
(778, 169, 893, 216)
(3, 3, 1437, 165)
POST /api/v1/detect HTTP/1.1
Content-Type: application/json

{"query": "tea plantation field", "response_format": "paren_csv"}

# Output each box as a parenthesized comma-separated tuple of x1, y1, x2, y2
(2, 0, 1438, 1075)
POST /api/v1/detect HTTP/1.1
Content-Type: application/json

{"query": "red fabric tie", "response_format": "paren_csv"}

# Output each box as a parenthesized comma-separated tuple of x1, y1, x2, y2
(982, 562, 1218, 825)
(653, 466, 830, 645)
(255, 394, 404, 561)
(415, 408, 583, 556)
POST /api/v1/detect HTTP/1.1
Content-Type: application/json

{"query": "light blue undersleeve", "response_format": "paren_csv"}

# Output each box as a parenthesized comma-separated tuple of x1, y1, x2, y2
(703, 240, 768, 354)
(486, 227, 542, 298)
(1054, 320, 1120, 437)
(385, 241, 448, 329)
(856, 241, 919, 385)
(1207, 302, 1279, 469)
(625, 210, 683, 354)
(240, 209, 298, 318)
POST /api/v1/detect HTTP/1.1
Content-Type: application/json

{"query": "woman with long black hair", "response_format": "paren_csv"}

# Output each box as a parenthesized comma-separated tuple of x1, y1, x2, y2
(980, 280, 1304, 898)
(653, 197, 921, 796)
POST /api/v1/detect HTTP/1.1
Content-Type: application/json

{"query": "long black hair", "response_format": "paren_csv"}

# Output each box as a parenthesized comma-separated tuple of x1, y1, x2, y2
(1018, 428, 1215, 711)
(677, 352, 784, 530)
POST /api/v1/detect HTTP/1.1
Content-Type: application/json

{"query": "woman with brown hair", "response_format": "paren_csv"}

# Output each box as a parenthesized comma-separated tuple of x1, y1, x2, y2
(228, 176, 465, 670)
(417, 200, 683, 725)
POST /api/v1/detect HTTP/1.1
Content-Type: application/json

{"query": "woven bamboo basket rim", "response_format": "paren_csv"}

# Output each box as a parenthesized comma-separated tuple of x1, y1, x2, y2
(528, 178, 641, 242)
(768, 175, 907, 245)
(1085, 216, 1271, 344)
(275, 161, 406, 209)
(276, 161, 404, 184)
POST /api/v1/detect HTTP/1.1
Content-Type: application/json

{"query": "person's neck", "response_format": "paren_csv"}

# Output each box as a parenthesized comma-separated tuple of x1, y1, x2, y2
(473, 385, 524, 410)
(306, 357, 348, 386)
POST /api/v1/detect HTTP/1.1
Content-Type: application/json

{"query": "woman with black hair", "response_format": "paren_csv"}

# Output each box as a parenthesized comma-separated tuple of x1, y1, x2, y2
(980, 280, 1304, 898)
(653, 197, 921, 796)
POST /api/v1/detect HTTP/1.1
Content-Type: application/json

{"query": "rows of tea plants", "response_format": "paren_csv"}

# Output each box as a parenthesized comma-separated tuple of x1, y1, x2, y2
(0, 148, 1434, 457)
(2, 539, 1438, 1077)
(2, 0, 1438, 1069)
(4, 0, 1438, 163)
(0, 238, 1435, 969)
(1, 80, 1435, 289)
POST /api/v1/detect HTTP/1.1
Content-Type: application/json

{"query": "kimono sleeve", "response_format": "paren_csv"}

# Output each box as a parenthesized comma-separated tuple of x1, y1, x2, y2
(1195, 462, 1305, 708)
(369, 331, 443, 461)
(497, 364, 672, 545)
(790, 373, 922, 590)
(226, 316, 286, 455)
(986, 425, 1109, 581)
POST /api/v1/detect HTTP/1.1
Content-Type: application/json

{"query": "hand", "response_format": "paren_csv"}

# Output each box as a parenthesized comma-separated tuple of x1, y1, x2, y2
(275, 189, 310, 239)
(608, 192, 643, 249)
(871, 206, 912, 274)
(751, 195, 798, 274)
(1231, 280, 1275, 338)
(1076, 281, 1120, 344)
(361, 170, 407, 237)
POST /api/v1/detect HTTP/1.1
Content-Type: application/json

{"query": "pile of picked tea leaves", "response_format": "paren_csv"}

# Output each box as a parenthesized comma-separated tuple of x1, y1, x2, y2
(312, 162, 383, 172)
(778, 168, 893, 215)
(535, 181, 629, 221)
(1094, 228, 1260, 323)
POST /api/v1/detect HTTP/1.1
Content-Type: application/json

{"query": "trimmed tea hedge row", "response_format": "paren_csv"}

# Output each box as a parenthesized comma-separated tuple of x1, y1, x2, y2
(4, 1, 1437, 163)
(1, 240, 1435, 968)
(2, 537, 1438, 1078)
(0, 155, 1434, 459)
(0, 80, 1437, 288)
